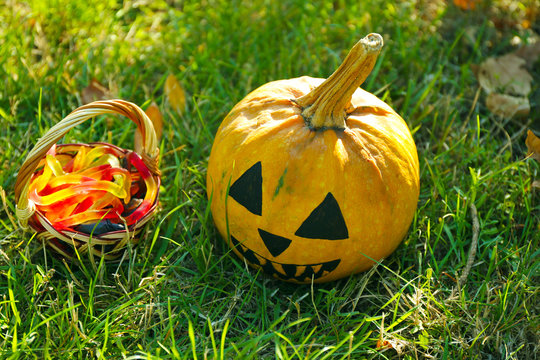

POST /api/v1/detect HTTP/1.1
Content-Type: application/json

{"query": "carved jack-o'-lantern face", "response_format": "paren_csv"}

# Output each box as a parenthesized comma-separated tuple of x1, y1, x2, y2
(227, 161, 349, 282)
(207, 34, 420, 283)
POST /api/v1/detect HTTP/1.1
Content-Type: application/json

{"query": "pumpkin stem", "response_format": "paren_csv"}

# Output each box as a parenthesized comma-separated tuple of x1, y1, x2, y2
(296, 33, 383, 130)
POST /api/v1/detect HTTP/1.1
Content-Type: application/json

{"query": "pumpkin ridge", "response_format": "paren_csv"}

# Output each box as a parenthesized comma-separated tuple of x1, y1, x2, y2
(346, 105, 392, 117)
(346, 120, 419, 185)
(238, 116, 306, 148)
(341, 129, 385, 180)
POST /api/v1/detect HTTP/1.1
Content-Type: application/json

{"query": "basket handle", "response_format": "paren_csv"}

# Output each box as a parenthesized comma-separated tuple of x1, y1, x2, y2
(15, 99, 160, 227)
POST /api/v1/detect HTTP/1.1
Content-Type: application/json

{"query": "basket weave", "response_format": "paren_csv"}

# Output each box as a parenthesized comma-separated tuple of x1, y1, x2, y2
(14, 100, 161, 260)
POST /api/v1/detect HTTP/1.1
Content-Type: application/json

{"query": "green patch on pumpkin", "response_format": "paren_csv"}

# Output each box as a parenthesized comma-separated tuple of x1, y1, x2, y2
(273, 167, 288, 199)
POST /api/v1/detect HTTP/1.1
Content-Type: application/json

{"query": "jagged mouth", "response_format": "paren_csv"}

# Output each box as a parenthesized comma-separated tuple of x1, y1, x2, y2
(231, 236, 341, 282)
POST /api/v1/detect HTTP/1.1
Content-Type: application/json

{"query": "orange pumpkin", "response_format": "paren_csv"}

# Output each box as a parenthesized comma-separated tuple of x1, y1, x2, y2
(207, 34, 419, 283)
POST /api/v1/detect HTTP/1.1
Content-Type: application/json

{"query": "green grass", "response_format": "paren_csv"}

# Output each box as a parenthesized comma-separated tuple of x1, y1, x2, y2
(1, 0, 538, 358)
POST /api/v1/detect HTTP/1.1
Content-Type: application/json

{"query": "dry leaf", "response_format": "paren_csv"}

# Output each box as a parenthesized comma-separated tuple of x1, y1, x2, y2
(526, 130, 540, 162)
(134, 102, 163, 154)
(144, 102, 163, 140)
(376, 339, 392, 349)
(376, 338, 406, 354)
(477, 54, 532, 96)
(514, 41, 540, 66)
(476, 52, 534, 118)
(81, 78, 110, 104)
(527, 131, 540, 191)
(486, 93, 530, 118)
(164, 73, 186, 115)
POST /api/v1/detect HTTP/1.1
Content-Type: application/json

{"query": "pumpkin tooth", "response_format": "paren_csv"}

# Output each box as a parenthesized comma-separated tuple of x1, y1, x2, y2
(253, 253, 265, 266)
(299, 265, 316, 282)
(243, 248, 261, 266)
(320, 259, 341, 274)
(262, 260, 276, 275)
(282, 264, 298, 278)
(230, 235, 243, 252)
(231, 236, 262, 266)
(292, 265, 306, 278)
(275, 264, 293, 278)
(272, 263, 283, 277)
(310, 264, 323, 274)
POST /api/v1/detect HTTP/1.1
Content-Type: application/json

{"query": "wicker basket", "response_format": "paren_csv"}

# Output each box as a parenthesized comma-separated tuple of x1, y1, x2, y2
(14, 100, 161, 260)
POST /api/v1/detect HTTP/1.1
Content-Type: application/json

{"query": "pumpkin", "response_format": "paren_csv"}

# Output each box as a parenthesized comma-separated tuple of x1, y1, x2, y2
(206, 33, 419, 283)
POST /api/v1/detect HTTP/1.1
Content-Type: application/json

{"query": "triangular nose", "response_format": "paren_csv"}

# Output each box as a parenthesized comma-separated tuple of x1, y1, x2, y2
(295, 192, 349, 240)
(258, 229, 292, 257)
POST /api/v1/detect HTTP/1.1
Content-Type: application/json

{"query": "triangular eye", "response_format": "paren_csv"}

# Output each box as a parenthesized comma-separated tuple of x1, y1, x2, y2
(229, 162, 262, 216)
(295, 192, 348, 240)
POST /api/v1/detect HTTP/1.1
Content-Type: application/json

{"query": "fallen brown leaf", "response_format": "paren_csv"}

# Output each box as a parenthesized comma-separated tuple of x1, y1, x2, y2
(81, 78, 110, 104)
(144, 102, 163, 140)
(476, 52, 534, 118)
(526, 130, 540, 162)
(514, 40, 540, 66)
(477, 54, 532, 96)
(376, 338, 406, 354)
(164, 73, 186, 115)
(376, 339, 392, 349)
(527, 130, 540, 192)
(486, 93, 530, 119)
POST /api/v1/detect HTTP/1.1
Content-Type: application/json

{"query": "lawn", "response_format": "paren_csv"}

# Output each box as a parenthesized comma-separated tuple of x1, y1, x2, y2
(0, 0, 538, 359)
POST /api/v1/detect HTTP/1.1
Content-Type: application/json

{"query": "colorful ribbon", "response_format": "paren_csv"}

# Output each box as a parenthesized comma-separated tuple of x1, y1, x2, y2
(28, 144, 157, 235)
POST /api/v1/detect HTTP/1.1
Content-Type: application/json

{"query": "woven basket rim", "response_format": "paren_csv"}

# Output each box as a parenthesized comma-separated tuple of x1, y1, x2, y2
(15, 100, 160, 197)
